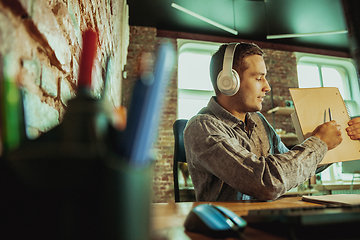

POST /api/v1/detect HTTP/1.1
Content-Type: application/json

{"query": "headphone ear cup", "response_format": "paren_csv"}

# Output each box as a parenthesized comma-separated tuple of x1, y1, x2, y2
(217, 69, 240, 96)
(231, 69, 240, 91)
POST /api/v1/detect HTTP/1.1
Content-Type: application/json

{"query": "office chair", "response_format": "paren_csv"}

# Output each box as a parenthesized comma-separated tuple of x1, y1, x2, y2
(173, 119, 188, 202)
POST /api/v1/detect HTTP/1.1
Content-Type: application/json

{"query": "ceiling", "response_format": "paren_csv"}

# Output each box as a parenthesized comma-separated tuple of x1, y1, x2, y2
(128, 0, 349, 53)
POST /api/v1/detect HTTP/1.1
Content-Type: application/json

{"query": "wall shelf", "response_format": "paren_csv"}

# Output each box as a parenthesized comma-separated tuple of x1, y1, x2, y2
(267, 106, 294, 115)
(279, 133, 298, 139)
(279, 133, 298, 146)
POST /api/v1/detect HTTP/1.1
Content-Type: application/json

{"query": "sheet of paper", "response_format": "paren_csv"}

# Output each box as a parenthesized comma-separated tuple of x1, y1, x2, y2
(302, 194, 360, 206)
(289, 87, 360, 165)
(291, 112, 304, 143)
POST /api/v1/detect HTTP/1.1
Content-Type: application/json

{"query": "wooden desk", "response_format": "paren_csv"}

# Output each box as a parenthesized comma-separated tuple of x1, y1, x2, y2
(151, 197, 322, 240)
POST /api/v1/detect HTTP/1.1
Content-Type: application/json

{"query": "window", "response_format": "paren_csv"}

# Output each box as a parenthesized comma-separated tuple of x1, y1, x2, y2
(296, 53, 360, 184)
(177, 40, 220, 119)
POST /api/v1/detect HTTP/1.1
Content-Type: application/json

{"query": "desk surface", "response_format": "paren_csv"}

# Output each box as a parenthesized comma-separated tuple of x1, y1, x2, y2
(151, 197, 322, 240)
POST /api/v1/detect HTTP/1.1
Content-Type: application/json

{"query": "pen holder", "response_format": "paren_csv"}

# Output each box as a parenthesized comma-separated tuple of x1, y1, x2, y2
(0, 95, 153, 240)
(1, 144, 152, 240)
(102, 156, 153, 240)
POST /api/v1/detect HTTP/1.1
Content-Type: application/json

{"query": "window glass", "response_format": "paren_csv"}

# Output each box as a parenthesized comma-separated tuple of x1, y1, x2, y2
(177, 41, 219, 119)
(178, 98, 209, 120)
(321, 167, 331, 182)
(178, 52, 213, 91)
(321, 67, 346, 99)
(297, 64, 321, 88)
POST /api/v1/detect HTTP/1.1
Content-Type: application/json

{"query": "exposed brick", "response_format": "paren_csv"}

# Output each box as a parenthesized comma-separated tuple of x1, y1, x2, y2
(60, 77, 72, 106)
(52, 2, 80, 49)
(23, 89, 59, 137)
(31, 0, 71, 73)
(90, 57, 102, 98)
(1, 0, 128, 136)
(1, 0, 29, 18)
(41, 63, 57, 97)
(0, 11, 16, 54)
(103, 55, 122, 107)
(21, 55, 41, 86)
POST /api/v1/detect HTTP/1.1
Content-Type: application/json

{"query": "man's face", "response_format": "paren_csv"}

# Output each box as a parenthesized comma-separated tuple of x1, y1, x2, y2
(234, 55, 271, 113)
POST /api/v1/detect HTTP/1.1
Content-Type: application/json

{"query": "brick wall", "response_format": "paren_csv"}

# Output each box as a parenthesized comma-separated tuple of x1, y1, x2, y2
(0, 0, 128, 139)
(125, 26, 299, 203)
(123, 26, 178, 202)
(262, 49, 298, 133)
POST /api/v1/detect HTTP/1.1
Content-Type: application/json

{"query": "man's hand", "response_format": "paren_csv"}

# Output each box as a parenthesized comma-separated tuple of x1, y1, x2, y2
(311, 120, 342, 150)
(346, 117, 360, 140)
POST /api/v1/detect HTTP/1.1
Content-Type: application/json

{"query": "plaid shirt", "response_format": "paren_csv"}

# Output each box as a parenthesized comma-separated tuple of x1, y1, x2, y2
(184, 97, 327, 201)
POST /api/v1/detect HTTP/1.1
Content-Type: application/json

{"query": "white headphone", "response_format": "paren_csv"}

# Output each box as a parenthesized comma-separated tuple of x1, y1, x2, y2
(217, 43, 240, 96)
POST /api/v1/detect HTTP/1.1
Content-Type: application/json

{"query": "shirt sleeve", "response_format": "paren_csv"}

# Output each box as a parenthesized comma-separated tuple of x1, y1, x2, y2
(184, 116, 328, 201)
(258, 112, 332, 174)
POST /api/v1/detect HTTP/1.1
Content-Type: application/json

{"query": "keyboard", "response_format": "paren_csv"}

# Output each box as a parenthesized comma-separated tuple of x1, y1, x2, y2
(244, 205, 360, 226)
(242, 205, 360, 240)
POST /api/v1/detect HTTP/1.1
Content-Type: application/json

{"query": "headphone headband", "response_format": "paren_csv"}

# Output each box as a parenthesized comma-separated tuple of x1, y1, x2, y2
(222, 43, 238, 78)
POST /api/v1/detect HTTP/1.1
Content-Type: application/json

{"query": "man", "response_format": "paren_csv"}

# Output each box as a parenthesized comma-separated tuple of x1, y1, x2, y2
(183, 42, 343, 201)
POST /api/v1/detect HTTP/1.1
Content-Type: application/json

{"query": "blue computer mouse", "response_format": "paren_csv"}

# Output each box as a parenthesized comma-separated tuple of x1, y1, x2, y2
(184, 204, 247, 238)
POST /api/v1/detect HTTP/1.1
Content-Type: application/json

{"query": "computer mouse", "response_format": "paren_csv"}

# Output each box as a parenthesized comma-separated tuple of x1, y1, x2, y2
(184, 204, 247, 238)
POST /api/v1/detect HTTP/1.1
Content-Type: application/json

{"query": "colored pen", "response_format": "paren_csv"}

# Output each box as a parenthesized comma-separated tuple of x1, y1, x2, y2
(119, 43, 175, 168)
(0, 79, 24, 153)
(77, 29, 98, 95)
(324, 108, 332, 123)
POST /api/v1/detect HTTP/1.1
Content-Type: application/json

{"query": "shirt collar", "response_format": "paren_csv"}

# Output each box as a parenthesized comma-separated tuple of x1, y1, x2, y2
(206, 96, 258, 129)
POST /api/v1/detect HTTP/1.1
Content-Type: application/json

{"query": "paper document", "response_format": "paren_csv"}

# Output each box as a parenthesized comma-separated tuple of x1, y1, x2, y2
(302, 194, 360, 206)
(289, 87, 360, 165)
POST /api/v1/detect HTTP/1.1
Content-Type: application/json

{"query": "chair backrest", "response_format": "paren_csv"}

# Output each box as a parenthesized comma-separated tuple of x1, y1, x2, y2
(173, 119, 188, 202)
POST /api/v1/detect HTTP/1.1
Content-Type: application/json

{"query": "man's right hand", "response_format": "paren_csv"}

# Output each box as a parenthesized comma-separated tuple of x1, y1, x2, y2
(311, 120, 342, 150)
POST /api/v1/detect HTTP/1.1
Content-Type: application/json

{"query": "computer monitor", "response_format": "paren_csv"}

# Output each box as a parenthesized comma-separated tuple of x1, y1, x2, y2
(342, 159, 360, 173)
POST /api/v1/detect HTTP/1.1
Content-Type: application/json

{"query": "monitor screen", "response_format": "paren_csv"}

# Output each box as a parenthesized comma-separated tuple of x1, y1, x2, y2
(342, 160, 360, 173)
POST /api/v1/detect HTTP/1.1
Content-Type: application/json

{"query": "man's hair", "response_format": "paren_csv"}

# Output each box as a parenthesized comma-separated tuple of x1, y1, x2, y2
(210, 42, 264, 95)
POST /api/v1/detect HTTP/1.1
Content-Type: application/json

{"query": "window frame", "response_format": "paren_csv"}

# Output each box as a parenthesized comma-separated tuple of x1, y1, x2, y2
(296, 52, 360, 117)
(296, 52, 360, 185)
(177, 39, 220, 119)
